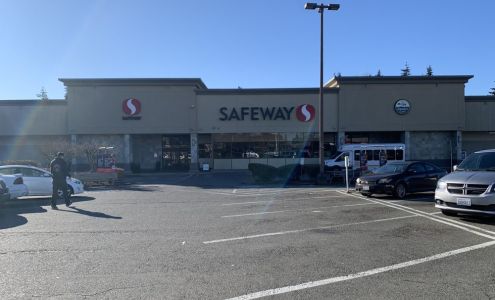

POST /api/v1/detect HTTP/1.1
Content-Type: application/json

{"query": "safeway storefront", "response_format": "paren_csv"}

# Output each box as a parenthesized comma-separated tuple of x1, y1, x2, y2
(1, 75, 494, 171)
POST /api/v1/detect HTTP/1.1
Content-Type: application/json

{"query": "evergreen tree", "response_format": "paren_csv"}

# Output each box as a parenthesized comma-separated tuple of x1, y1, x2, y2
(490, 83, 495, 96)
(376, 69, 382, 76)
(401, 62, 411, 76)
(426, 65, 433, 76)
(36, 87, 48, 100)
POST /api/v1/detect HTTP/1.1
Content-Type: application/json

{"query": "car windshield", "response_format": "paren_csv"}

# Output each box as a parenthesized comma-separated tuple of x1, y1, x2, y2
(329, 151, 342, 159)
(370, 163, 408, 175)
(457, 152, 495, 171)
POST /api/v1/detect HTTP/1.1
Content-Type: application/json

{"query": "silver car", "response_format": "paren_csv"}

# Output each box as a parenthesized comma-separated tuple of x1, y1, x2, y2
(435, 149, 495, 216)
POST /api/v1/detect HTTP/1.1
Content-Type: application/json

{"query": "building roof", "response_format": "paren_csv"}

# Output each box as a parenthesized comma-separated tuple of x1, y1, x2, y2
(465, 95, 495, 102)
(326, 75, 473, 87)
(59, 78, 207, 89)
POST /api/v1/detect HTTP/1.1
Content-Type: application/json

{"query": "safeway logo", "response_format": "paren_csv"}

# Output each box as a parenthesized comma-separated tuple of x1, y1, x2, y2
(122, 98, 141, 116)
(122, 98, 142, 120)
(295, 104, 315, 122)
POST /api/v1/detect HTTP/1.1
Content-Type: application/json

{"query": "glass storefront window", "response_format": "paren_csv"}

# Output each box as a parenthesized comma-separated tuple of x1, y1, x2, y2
(210, 132, 337, 159)
(198, 134, 213, 159)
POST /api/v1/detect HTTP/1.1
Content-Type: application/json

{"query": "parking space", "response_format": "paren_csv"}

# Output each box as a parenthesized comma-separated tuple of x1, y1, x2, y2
(2, 178, 495, 299)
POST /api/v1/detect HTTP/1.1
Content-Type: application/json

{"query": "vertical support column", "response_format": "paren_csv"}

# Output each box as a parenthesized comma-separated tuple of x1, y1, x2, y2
(124, 134, 132, 171)
(404, 131, 411, 160)
(70, 134, 77, 171)
(456, 130, 462, 162)
(337, 131, 345, 149)
(190, 133, 198, 172)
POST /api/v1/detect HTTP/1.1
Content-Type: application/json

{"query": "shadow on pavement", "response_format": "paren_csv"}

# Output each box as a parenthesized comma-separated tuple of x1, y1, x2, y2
(115, 172, 343, 190)
(0, 205, 47, 230)
(88, 184, 161, 192)
(58, 207, 122, 219)
(457, 215, 495, 225)
(0, 196, 96, 230)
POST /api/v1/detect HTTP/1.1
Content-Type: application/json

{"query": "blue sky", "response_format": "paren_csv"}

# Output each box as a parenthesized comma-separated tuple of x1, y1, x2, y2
(0, 0, 493, 99)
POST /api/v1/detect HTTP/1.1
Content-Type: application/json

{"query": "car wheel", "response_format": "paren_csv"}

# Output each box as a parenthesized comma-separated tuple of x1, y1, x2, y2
(394, 183, 407, 199)
(441, 210, 458, 217)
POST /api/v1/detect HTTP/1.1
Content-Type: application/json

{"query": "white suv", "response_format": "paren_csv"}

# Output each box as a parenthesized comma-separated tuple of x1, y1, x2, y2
(435, 149, 495, 216)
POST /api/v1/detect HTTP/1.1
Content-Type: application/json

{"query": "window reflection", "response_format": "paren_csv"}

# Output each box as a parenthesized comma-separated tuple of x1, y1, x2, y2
(209, 133, 336, 159)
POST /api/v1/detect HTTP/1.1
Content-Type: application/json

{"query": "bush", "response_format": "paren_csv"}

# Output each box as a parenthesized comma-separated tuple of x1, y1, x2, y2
(249, 163, 325, 183)
(248, 163, 278, 182)
(130, 162, 141, 173)
(302, 164, 320, 178)
(277, 164, 301, 181)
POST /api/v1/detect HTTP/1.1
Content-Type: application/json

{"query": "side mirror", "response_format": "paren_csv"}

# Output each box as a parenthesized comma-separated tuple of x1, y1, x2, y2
(453, 165, 458, 172)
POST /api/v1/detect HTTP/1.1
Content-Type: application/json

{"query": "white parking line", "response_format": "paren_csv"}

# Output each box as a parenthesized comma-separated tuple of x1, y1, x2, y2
(203, 215, 416, 244)
(225, 240, 495, 300)
(337, 191, 495, 240)
(220, 203, 375, 218)
(220, 195, 344, 206)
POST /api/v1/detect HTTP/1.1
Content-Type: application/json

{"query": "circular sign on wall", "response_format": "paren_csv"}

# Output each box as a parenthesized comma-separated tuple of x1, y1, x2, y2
(296, 104, 316, 122)
(122, 98, 142, 116)
(394, 99, 411, 115)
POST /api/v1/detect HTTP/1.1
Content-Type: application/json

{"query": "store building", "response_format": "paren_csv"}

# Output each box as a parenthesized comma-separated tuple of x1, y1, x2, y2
(1, 75, 494, 171)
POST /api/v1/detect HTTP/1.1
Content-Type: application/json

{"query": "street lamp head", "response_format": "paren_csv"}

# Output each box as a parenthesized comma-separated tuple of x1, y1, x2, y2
(328, 4, 340, 10)
(304, 3, 318, 10)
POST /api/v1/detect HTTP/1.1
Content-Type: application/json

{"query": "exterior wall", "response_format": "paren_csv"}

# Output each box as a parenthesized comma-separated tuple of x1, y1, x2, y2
(408, 131, 456, 168)
(463, 132, 495, 155)
(465, 100, 495, 131)
(196, 90, 338, 133)
(0, 135, 70, 167)
(0, 101, 67, 136)
(338, 83, 465, 132)
(65, 84, 199, 134)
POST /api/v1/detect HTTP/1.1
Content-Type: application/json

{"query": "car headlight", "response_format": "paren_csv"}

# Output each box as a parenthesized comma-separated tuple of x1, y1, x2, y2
(436, 181, 447, 189)
(378, 178, 393, 184)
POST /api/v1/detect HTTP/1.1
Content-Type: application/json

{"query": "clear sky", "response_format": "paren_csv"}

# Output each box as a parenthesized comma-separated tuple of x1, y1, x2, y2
(0, 0, 493, 99)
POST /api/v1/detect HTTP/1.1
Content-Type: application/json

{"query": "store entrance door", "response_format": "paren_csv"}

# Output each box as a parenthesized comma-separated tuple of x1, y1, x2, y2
(162, 135, 191, 171)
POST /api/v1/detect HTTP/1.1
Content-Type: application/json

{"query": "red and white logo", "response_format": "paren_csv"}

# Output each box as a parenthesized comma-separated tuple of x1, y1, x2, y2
(122, 98, 141, 116)
(295, 104, 315, 122)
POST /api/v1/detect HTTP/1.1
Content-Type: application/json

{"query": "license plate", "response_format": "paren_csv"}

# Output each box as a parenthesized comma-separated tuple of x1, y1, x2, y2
(362, 185, 369, 191)
(456, 198, 471, 206)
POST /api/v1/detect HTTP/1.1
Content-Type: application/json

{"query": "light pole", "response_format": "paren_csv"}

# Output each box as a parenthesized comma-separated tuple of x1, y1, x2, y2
(305, 2, 339, 182)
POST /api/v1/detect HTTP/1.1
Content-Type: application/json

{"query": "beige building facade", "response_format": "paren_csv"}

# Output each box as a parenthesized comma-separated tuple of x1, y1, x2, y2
(1, 75, 494, 171)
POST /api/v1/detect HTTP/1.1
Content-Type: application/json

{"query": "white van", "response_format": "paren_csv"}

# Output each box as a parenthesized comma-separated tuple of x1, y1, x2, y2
(325, 143, 406, 171)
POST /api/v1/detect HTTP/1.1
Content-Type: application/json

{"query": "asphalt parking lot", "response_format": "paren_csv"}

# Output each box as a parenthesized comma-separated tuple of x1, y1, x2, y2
(1, 172, 495, 299)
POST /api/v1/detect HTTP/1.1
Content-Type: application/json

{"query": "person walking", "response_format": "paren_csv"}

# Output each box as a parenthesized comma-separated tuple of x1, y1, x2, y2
(50, 152, 71, 209)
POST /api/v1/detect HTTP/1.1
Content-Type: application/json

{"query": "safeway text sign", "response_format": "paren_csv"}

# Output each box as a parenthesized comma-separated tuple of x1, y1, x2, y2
(219, 104, 315, 122)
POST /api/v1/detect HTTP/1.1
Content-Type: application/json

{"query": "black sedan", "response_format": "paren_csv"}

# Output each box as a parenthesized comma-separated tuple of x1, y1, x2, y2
(355, 161, 447, 199)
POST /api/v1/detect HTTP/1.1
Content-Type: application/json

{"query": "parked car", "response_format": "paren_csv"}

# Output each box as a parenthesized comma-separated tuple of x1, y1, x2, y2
(355, 161, 447, 198)
(435, 149, 495, 216)
(0, 174, 29, 200)
(0, 178, 9, 202)
(0, 165, 84, 198)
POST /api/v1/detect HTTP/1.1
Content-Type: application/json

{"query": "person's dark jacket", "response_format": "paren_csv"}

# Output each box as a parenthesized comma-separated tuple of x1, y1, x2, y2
(50, 157, 70, 181)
